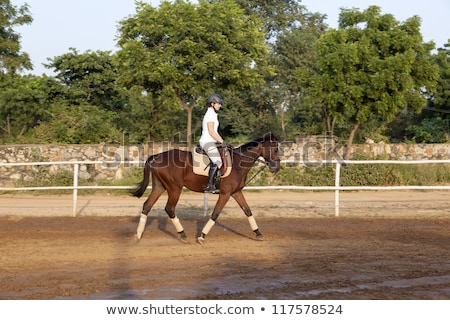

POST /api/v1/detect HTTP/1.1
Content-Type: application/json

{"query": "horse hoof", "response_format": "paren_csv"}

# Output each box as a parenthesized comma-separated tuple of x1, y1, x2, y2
(133, 234, 141, 244)
(179, 233, 188, 244)
(256, 234, 263, 241)
(197, 236, 205, 245)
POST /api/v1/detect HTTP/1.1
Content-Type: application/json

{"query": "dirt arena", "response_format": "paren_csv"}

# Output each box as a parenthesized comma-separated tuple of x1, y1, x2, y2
(0, 190, 449, 300)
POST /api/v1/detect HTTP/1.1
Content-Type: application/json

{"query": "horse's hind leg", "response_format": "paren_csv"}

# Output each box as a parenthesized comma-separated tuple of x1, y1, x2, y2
(164, 187, 187, 242)
(135, 183, 165, 241)
(232, 190, 263, 240)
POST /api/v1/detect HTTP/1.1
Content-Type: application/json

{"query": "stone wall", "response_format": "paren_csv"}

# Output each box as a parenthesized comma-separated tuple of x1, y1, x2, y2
(1, 141, 449, 187)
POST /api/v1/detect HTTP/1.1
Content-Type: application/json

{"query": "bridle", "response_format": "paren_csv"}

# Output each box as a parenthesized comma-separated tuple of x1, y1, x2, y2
(226, 140, 280, 185)
(228, 142, 278, 164)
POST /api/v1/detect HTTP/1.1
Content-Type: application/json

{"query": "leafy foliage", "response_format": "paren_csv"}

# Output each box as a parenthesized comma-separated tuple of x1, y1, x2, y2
(0, 1, 448, 146)
(116, 0, 270, 144)
(0, 75, 48, 142)
(312, 6, 439, 156)
(0, 0, 32, 74)
(405, 117, 449, 143)
(272, 12, 328, 140)
(46, 48, 125, 112)
(29, 104, 122, 144)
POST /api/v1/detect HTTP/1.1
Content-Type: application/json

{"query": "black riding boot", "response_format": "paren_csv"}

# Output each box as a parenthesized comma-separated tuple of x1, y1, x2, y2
(204, 164, 220, 193)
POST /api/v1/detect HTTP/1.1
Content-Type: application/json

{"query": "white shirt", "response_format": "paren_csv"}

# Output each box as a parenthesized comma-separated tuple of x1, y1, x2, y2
(199, 107, 219, 144)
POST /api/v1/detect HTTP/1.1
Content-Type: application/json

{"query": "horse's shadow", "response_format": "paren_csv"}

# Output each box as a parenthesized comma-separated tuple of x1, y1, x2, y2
(214, 221, 255, 241)
(131, 214, 255, 242)
(148, 216, 180, 241)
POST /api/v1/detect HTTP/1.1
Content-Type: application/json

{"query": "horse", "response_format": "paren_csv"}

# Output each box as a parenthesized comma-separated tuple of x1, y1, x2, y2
(131, 133, 281, 244)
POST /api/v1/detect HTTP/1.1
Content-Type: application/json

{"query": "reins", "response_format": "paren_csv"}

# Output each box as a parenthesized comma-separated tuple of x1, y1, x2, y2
(243, 161, 268, 186)
(228, 147, 277, 187)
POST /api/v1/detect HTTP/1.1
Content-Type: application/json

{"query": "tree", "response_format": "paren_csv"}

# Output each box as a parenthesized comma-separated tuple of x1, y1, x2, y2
(29, 103, 122, 144)
(43, 48, 136, 141)
(234, 0, 319, 141)
(124, 85, 184, 142)
(116, 0, 269, 146)
(312, 6, 439, 158)
(234, 0, 305, 40)
(404, 40, 450, 143)
(218, 86, 281, 139)
(428, 41, 450, 114)
(46, 48, 125, 112)
(0, 0, 35, 141)
(0, 75, 46, 142)
(0, 0, 32, 74)
(272, 11, 328, 140)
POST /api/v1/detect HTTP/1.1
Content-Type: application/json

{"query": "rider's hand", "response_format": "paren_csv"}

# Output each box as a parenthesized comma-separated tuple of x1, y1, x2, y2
(222, 141, 232, 149)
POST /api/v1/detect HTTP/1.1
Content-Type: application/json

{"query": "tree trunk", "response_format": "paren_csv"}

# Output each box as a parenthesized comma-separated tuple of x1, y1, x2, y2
(323, 105, 335, 135)
(280, 100, 287, 140)
(18, 124, 28, 138)
(331, 117, 336, 135)
(7, 115, 11, 134)
(344, 122, 360, 160)
(186, 107, 193, 149)
(175, 90, 193, 149)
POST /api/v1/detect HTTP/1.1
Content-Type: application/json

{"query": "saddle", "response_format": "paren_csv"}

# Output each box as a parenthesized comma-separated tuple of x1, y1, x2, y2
(192, 145, 232, 177)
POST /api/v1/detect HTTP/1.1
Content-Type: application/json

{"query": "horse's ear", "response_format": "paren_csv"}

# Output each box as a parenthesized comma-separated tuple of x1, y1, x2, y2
(265, 132, 277, 142)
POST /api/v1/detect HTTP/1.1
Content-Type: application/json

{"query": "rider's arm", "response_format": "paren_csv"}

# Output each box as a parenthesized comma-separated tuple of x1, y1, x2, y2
(207, 122, 224, 144)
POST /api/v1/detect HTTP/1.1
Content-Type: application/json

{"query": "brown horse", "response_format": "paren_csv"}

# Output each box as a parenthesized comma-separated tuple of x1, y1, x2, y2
(131, 133, 281, 244)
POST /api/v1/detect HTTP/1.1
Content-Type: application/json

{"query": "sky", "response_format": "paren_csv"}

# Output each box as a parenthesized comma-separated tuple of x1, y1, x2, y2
(11, 0, 450, 76)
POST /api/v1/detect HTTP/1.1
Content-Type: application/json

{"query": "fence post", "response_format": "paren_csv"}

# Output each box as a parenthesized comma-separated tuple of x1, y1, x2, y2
(73, 163, 79, 217)
(203, 192, 209, 216)
(334, 162, 341, 217)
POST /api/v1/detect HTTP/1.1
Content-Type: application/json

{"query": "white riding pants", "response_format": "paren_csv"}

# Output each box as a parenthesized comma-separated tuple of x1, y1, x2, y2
(199, 141, 222, 168)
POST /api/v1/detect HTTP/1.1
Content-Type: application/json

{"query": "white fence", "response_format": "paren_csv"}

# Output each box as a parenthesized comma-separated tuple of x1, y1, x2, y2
(1, 159, 450, 217)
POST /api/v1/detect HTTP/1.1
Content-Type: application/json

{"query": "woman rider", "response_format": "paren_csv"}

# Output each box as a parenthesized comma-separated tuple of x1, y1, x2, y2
(199, 93, 227, 193)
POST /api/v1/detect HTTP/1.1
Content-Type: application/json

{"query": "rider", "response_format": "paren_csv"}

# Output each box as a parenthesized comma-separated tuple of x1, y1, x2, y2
(199, 93, 226, 193)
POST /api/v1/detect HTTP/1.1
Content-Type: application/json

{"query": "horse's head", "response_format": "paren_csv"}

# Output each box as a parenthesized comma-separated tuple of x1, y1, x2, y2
(260, 133, 281, 173)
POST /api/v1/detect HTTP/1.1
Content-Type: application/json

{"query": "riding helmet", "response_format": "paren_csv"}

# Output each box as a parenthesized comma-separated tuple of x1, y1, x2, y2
(207, 93, 224, 105)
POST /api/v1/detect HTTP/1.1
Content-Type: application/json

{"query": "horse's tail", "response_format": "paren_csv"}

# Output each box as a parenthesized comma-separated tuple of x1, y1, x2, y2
(130, 155, 155, 198)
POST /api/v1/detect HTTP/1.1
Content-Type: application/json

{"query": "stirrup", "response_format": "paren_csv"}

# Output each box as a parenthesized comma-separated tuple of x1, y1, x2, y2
(204, 184, 219, 194)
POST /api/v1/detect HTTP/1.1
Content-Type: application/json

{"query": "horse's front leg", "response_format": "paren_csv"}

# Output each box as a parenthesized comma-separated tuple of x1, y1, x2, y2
(165, 203, 187, 243)
(164, 189, 188, 243)
(197, 193, 231, 244)
(231, 190, 263, 240)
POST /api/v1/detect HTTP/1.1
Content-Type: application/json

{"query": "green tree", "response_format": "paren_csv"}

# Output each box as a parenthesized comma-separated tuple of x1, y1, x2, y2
(30, 103, 122, 144)
(0, 75, 46, 142)
(224, 0, 320, 141)
(272, 11, 328, 140)
(116, 0, 269, 146)
(234, 0, 305, 40)
(43, 49, 133, 142)
(218, 86, 281, 140)
(403, 40, 450, 143)
(46, 48, 125, 113)
(428, 41, 450, 114)
(124, 85, 183, 142)
(0, 0, 32, 74)
(0, 0, 35, 142)
(313, 6, 439, 158)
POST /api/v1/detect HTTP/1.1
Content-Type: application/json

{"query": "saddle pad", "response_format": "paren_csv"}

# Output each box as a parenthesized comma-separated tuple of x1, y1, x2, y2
(192, 148, 232, 177)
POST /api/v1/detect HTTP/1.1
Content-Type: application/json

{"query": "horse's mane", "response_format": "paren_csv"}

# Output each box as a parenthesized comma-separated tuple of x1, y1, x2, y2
(238, 133, 278, 152)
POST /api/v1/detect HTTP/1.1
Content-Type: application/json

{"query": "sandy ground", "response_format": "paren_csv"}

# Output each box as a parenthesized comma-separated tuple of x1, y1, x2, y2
(0, 190, 449, 299)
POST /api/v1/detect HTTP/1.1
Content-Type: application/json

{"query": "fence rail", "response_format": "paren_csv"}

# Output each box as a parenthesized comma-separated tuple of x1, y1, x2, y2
(1, 159, 449, 217)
